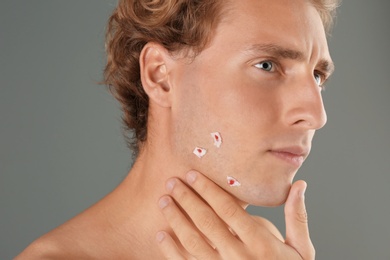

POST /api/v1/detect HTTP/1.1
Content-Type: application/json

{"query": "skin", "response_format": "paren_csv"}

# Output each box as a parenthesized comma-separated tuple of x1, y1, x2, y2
(166, 0, 331, 207)
(157, 172, 313, 259)
(155, 0, 332, 258)
(16, 0, 333, 259)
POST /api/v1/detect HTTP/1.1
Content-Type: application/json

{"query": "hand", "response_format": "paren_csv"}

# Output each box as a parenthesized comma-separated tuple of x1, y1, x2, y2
(156, 170, 315, 259)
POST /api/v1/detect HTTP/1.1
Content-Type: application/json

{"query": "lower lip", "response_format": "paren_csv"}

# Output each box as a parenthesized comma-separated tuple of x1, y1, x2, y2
(269, 151, 304, 167)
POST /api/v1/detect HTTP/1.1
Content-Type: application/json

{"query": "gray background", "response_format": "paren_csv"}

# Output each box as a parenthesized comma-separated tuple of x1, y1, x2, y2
(1, 0, 389, 259)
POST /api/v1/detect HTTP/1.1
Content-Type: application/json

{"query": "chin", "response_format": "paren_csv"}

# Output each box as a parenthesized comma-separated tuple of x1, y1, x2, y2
(248, 196, 288, 207)
(240, 182, 292, 207)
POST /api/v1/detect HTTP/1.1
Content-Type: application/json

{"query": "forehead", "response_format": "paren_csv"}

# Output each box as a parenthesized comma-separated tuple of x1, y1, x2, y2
(212, 0, 331, 62)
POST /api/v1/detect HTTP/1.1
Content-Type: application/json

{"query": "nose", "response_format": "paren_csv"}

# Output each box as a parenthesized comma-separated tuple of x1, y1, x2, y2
(282, 75, 327, 130)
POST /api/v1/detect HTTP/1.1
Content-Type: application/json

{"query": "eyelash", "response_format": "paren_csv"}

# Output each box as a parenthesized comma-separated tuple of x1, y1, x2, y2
(254, 60, 276, 72)
(254, 60, 328, 90)
(314, 70, 328, 90)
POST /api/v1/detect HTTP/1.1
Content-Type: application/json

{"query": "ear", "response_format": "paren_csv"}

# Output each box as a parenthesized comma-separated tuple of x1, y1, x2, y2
(139, 43, 172, 108)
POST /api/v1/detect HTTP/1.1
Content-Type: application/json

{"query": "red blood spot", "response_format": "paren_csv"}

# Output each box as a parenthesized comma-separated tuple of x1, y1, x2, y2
(197, 149, 202, 154)
(215, 135, 219, 141)
(229, 179, 235, 185)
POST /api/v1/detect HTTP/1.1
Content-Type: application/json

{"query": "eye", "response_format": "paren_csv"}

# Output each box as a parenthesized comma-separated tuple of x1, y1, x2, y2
(255, 61, 274, 72)
(314, 71, 325, 86)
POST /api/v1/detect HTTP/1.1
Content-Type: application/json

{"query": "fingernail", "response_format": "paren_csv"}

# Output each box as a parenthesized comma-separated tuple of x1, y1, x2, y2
(166, 179, 176, 192)
(186, 171, 197, 184)
(158, 196, 170, 209)
(156, 231, 165, 242)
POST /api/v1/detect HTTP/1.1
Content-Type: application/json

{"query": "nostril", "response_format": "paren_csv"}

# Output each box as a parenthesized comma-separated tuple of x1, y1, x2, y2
(293, 119, 312, 127)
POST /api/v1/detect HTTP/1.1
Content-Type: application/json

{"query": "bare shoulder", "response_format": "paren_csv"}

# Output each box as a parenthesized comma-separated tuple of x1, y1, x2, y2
(15, 213, 101, 259)
(15, 233, 69, 260)
(14, 187, 137, 259)
(15, 220, 88, 260)
(251, 215, 285, 242)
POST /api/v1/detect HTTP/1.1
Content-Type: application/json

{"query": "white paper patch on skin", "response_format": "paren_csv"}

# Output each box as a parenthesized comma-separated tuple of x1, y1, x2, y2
(211, 132, 222, 148)
(227, 176, 241, 187)
(193, 147, 207, 158)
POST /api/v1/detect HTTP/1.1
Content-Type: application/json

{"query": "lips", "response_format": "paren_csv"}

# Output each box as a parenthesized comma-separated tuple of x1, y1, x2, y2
(269, 146, 309, 167)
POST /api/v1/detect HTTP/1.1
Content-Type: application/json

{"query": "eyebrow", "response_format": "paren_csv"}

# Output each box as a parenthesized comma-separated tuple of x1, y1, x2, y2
(245, 43, 335, 75)
(317, 59, 335, 76)
(246, 43, 305, 60)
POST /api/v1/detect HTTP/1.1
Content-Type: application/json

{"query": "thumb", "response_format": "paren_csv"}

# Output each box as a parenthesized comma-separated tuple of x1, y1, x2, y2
(284, 180, 315, 259)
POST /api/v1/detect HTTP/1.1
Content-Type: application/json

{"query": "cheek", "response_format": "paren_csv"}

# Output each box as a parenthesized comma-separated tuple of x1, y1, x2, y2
(170, 65, 281, 171)
(202, 84, 280, 154)
(170, 84, 211, 160)
(203, 74, 279, 123)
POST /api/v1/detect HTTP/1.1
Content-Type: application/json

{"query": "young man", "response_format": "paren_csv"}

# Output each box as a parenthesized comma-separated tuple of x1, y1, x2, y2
(17, 0, 338, 258)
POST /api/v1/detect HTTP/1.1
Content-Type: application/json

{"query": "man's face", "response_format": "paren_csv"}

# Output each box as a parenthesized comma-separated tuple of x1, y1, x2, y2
(168, 0, 333, 206)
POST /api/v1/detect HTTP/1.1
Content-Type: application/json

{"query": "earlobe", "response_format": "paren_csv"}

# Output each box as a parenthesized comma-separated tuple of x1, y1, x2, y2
(140, 43, 172, 108)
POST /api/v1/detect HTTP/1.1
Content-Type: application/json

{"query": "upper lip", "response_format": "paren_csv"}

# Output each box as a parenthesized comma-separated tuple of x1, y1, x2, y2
(269, 146, 310, 157)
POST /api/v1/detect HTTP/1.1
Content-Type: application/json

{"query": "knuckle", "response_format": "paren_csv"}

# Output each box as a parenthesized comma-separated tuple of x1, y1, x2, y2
(296, 209, 309, 224)
(220, 201, 239, 219)
(198, 211, 217, 231)
(183, 234, 202, 252)
(237, 217, 254, 234)
(237, 216, 259, 235)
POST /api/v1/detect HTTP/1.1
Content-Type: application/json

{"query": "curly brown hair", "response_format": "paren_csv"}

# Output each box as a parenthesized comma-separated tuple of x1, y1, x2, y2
(103, 0, 340, 155)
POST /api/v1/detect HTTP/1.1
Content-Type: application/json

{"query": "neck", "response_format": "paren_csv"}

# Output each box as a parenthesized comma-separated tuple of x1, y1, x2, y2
(103, 141, 191, 259)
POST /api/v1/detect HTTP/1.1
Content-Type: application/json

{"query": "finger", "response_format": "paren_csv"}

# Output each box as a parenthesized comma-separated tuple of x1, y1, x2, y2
(284, 180, 315, 259)
(158, 195, 219, 259)
(185, 171, 268, 245)
(165, 178, 241, 252)
(156, 231, 186, 260)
